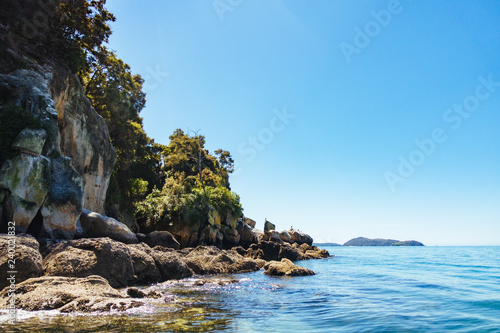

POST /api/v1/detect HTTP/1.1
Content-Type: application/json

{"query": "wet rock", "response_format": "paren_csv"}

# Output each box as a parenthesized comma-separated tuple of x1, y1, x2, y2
(184, 245, 259, 275)
(78, 208, 138, 244)
(144, 231, 180, 250)
(0, 275, 125, 311)
(263, 258, 315, 277)
(43, 237, 134, 288)
(127, 287, 146, 298)
(59, 296, 144, 313)
(0, 234, 43, 290)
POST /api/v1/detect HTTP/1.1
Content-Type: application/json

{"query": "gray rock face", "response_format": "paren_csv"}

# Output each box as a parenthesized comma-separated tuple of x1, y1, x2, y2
(78, 208, 137, 244)
(55, 74, 116, 214)
(0, 65, 117, 239)
(12, 128, 47, 156)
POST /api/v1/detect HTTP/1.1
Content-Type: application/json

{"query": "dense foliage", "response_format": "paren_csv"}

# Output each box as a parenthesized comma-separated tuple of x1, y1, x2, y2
(0, 0, 243, 232)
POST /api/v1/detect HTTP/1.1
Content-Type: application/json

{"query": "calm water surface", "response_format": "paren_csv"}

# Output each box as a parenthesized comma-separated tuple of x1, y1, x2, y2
(1, 246, 500, 332)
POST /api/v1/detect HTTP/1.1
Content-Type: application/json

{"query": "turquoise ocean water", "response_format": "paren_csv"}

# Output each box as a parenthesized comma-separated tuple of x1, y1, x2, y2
(2, 246, 500, 332)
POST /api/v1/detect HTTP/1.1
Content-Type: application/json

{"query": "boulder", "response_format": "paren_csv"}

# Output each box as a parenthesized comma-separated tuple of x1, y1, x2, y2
(144, 231, 180, 250)
(264, 220, 275, 232)
(136, 233, 146, 243)
(288, 229, 313, 246)
(0, 275, 135, 311)
(0, 234, 43, 290)
(41, 156, 84, 239)
(126, 243, 162, 285)
(244, 217, 256, 228)
(146, 248, 193, 281)
(184, 245, 259, 275)
(263, 258, 315, 276)
(43, 237, 135, 288)
(12, 128, 47, 156)
(279, 230, 293, 243)
(198, 225, 221, 247)
(78, 208, 138, 244)
(259, 230, 283, 244)
(0, 154, 51, 231)
(236, 220, 257, 248)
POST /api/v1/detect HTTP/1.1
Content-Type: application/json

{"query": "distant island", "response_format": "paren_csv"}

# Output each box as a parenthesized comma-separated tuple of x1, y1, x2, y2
(343, 237, 424, 246)
(316, 242, 342, 247)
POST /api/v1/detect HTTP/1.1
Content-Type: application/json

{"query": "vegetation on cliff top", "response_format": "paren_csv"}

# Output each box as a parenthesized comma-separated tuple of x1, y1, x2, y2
(0, 0, 242, 233)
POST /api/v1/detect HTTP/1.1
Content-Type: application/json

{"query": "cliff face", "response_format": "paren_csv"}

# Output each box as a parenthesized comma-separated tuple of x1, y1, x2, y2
(0, 65, 116, 239)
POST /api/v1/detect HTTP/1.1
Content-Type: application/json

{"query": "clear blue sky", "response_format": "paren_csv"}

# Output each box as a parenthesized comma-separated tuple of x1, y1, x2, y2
(105, 0, 500, 245)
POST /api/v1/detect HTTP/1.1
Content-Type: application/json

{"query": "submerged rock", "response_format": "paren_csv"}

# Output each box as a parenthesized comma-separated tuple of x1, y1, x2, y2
(263, 258, 316, 276)
(0, 275, 125, 311)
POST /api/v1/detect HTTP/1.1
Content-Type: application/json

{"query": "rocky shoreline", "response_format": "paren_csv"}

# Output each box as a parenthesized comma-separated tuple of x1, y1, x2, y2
(0, 231, 330, 313)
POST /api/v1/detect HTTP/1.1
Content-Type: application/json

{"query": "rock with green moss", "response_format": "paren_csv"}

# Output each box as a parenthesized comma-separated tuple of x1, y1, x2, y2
(12, 128, 47, 156)
(0, 154, 51, 230)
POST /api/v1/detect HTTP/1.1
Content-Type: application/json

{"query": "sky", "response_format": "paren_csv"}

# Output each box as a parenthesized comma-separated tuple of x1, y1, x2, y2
(105, 0, 500, 246)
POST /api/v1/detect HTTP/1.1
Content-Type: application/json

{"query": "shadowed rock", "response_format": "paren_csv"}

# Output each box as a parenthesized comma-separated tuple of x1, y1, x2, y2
(144, 231, 180, 250)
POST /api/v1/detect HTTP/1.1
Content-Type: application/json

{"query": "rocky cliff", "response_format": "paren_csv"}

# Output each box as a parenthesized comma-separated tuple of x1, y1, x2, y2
(0, 64, 116, 239)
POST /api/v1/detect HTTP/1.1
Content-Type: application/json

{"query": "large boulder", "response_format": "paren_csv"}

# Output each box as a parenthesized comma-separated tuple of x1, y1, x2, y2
(143, 246, 193, 281)
(288, 229, 313, 246)
(0, 275, 137, 311)
(0, 234, 43, 290)
(43, 237, 134, 288)
(0, 154, 51, 230)
(184, 246, 259, 275)
(144, 231, 180, 250)
(263, 258, 315, 277)
(78, 208, 138, 244)
(236, 220, 257, 248)
(244, 217, 256, 228)
(126, 243, 162, 285)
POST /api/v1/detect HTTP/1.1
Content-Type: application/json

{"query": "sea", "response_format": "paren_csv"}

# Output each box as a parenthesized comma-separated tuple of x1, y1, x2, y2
(1, 246, 500, 332)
